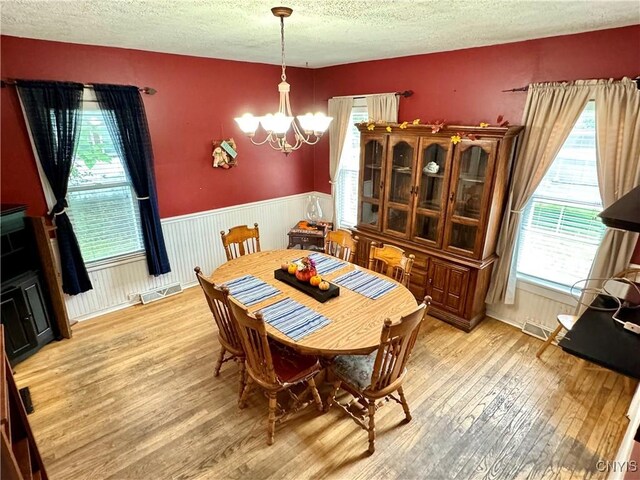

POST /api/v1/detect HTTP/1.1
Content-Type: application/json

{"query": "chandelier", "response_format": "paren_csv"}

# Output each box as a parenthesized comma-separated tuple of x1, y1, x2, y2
(234, 7, 332, 155)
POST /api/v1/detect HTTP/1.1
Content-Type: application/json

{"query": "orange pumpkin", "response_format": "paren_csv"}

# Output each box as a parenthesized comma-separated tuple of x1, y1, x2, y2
(295, 267, 317, 283)
(310, 275, 322, 287)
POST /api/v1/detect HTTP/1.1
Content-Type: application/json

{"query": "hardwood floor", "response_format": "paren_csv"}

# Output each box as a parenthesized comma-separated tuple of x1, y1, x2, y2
(12, 287, 636, 479)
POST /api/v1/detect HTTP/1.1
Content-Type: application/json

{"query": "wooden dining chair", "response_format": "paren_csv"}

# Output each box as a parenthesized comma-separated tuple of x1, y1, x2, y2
(220, 223, 261, 261)
(325, 296, 431, 454)
(228, 299, 323, 445)
(368, 242, 415, 287)
(194, 267, 246, 399)
(324, 229, 359, 263)
(536, 267, 640, 358)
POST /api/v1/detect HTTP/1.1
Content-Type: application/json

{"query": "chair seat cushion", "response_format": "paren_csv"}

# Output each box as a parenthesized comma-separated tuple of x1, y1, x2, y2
(333, 351, 377, 391)
(270, 341, 319, 383)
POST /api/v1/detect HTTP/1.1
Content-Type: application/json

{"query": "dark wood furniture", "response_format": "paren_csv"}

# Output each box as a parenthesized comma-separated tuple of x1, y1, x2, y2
(1, 205, 69, 365)
(0, 325, 49, 479)
(326, 296, 431, 454)
(220, 223, 261, 261)
(194, 267, 245, 399)
(558, 295, 640, 379)
(287, 221, 329, 251)
(352, 124, 523, 331)
(227, 299, 323, 445)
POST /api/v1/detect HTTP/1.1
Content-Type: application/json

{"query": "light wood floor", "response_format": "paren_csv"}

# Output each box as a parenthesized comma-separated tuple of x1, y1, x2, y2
(13, 287, 636, 480)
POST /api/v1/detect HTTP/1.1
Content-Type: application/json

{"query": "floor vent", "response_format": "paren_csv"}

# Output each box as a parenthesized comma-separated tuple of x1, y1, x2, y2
(522, 320, 552, 341)
(139, 283, 183, 305)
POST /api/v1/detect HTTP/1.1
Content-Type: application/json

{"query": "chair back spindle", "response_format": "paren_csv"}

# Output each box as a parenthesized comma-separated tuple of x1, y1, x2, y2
(368, 242, 415, 287)
(324, 229, 359, 263)
(194, 267, 243, 354)
(220, 223, 261, 261)
(369, 296, 430, 393)
(228, 300, 278, 387)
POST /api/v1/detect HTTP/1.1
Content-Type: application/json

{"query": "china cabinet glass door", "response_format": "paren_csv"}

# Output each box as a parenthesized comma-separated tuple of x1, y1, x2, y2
(444, 140, 496, 257)
(357, 136, 387, 230)
(382, 136, 418, 238)
(412, 138, 452, 247)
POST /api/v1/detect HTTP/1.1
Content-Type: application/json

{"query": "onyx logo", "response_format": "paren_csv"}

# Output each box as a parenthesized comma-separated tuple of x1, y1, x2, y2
(595, 460, 638, 472)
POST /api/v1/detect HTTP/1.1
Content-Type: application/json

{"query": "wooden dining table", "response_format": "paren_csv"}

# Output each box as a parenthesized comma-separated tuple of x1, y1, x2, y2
(209, 249, 419, 356)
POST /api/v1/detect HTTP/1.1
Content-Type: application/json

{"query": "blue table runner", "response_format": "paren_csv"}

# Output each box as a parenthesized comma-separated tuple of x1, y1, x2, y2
(306, 252, 348, 275)
(332, 269, 397, 299)
(257, 298, 330, 341)
(224, 275, 281, 307)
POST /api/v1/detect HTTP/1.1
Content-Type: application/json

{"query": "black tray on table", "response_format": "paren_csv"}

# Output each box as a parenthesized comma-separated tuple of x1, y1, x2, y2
(274, 269, 340, 303)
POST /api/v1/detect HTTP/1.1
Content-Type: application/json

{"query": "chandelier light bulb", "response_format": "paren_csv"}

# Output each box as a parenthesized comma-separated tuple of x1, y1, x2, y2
(234, 113, 259, 135)
(233, 7, 333, 154)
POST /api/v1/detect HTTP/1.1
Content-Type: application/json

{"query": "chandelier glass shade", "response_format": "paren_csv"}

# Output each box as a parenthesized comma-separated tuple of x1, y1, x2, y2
(234, 7, 332, 155)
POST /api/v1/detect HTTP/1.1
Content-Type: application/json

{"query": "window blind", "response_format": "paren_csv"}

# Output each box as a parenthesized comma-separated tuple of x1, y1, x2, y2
(67, 103, 145, 263)
(516, 101, 605, 289)
(336, 105, 368, 228)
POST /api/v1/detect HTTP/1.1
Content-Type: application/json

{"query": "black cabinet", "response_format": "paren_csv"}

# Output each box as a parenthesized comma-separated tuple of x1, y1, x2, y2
(1, 205, 56, 365)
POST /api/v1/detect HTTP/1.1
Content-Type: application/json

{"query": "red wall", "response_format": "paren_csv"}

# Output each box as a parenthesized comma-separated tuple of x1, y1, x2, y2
(2, 26, 639, 218)
(1, 36, 318, 218)
(312, 25, 640, 193)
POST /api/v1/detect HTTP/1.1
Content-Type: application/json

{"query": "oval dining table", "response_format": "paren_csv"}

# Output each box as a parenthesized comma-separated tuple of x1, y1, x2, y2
(209, 249, 419, 356)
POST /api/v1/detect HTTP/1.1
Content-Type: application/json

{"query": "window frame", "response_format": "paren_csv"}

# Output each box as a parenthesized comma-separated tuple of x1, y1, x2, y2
(514, 100, 603, 294)
(335, 98, 368, 229)
(67, 91, 146, 268)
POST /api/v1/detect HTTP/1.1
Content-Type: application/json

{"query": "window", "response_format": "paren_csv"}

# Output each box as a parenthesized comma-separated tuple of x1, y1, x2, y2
(66, 93, 145, 264)
(516, 101, 605, 290)
(336, 99, 368, 228)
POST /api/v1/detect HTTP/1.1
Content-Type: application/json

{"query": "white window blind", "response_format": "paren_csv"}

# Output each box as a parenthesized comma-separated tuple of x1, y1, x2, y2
(336, 102, 368, 228)
(66, 99, 145, 264)
(516, 101, 605, 289)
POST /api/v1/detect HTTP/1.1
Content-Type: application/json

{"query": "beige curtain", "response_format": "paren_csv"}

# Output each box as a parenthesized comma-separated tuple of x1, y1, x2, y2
(366, 94, 399, 123)
(328, 97, 353, 227)
(486, 81, 593, 304)
(587, 78, 640, 283)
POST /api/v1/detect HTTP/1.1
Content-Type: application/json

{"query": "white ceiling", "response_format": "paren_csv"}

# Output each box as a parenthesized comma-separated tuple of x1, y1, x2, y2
(1, 0, 638, 68)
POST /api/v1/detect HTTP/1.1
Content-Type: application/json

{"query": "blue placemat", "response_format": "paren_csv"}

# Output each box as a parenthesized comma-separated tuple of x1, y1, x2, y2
(307, 252, 348, 275)
(224, 275, 281, 307)
(257, 298, 330, 341)
(332, 269, 397, 299)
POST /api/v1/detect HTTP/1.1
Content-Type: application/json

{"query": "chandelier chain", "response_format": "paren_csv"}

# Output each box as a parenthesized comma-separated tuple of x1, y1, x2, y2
(280, 16, 287, 82)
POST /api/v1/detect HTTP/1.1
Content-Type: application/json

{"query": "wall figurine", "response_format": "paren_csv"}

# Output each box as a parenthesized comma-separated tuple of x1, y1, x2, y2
(212, 138, 238, 169)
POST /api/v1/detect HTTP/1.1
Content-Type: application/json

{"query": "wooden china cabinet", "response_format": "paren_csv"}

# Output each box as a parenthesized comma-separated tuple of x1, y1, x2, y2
(353, 124, 523, 331)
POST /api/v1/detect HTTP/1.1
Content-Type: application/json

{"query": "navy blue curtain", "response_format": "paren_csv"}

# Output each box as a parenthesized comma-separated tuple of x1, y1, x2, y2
(93, 84, 171, 276)
(16, 80, 93, 295)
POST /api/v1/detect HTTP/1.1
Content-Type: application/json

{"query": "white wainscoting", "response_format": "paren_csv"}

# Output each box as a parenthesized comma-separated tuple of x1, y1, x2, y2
(63, 188, 576, 332)
(64, 191, 332, 321)
(486, 279, 576, 331)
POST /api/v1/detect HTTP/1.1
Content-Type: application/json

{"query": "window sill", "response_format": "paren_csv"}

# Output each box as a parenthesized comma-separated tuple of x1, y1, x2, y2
(85, 251, 146, 273)
(516, 274, 576, 305)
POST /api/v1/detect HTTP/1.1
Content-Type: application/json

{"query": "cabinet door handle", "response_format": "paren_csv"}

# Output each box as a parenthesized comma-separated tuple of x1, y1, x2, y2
(449, 192, 455, 202)
(379, 181, 384, 190)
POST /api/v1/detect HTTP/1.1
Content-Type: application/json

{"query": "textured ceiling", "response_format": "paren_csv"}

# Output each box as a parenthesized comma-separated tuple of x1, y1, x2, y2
(1, 0, 638, 67)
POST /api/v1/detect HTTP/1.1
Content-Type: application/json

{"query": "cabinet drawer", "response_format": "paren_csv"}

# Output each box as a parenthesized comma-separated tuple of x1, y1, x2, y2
(410, 251, 429, 270)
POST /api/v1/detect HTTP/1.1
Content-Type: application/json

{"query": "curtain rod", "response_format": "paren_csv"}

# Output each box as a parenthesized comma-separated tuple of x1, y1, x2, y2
(331, 90, 413, 100)
(503, 76, 640, 92)
(1, 79, 156, 95)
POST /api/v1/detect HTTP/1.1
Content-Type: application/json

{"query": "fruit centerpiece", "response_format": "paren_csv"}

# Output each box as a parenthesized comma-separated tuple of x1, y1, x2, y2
(295, 256, 317, 283)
